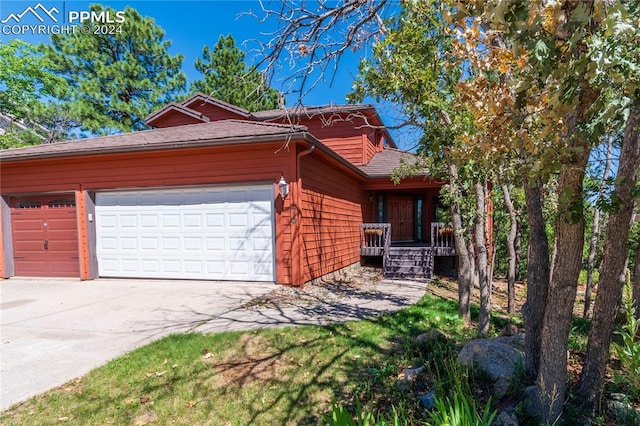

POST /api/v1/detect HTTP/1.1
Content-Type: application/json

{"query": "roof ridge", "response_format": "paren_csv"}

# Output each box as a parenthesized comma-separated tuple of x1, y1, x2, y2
(383, 147, 414, 154)
(258, 103, 373, 113)
(182, 93, 251, 117)
(225, 119, 306, 130)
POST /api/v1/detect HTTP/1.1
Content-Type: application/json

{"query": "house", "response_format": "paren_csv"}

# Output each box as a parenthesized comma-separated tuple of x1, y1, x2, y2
(0, 94, 453, 285)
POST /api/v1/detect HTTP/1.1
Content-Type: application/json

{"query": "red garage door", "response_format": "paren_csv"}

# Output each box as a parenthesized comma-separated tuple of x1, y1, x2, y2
(10, 195, 80, 277)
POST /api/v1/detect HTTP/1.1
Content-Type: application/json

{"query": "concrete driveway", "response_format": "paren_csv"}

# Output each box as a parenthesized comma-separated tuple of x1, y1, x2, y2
(0, 278, 274, 410)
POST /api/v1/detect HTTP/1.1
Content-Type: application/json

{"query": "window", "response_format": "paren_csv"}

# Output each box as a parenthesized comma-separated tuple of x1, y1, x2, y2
(416, 198, 423, 241)
(48, 199, 75, 208)
(377, 194, 385, 222)
(14, 200, 41, 209)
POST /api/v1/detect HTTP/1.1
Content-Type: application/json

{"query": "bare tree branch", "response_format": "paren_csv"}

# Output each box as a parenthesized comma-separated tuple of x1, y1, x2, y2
(250, 0, 391, 101)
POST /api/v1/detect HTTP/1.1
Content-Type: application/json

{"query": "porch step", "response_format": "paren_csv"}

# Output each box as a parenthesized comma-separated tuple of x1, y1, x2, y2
(384, 247, 434, 280)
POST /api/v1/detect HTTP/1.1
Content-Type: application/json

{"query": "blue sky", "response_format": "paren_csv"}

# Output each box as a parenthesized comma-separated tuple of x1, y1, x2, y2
(0, 1, 416, 147)
(1, 2, 374, 110)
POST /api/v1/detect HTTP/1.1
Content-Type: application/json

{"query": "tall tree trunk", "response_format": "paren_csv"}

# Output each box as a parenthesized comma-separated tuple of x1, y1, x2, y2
(634, 243, 640, 321)
(584, 136, 614, 318)
(475, 181, 490, 336)
(522, 183, 550, 378)
(470, 238, 479, 288)
(448, 162, 472, 322)
(535, 147, 591, 423)
(503, 184, 518, 315)
(577, 106, 640, 411)
(533, 81, 597, 423)
(515, 220, 522, 282)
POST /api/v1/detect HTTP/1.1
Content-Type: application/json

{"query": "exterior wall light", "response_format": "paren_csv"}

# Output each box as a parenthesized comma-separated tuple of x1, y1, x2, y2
(278, 176, 289, 199)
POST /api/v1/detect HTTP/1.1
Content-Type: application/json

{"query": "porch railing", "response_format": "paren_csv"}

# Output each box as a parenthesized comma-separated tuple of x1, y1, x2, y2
(431, 222, 456, 255)
(360, 223, 391, 258)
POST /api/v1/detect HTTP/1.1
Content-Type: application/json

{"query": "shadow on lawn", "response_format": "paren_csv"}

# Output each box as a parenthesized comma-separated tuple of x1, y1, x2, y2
(83, 279, 449, 424)
(0, 282, 479, 425)
(134, 279, 429, 339)
(201, 308, 451, 424)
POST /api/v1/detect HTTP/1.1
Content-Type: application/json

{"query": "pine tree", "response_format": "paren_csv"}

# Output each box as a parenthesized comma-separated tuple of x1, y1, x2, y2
(42, 4, 186, 134)
(192, 35, 279, 111)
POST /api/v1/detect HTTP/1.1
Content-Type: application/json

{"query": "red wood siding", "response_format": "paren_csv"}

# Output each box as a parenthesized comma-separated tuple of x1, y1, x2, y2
(0, 206, 5, 278)
(186, 103, 247, 121)
(150, 110, 205, 128)
(1, 145, 292, 193)
(303, 120, 368, 165)
(1, 143, 296, 284)
(300, 153, 366, 282)
(271, 117, 380, 166)
(365, 129, 382, 164)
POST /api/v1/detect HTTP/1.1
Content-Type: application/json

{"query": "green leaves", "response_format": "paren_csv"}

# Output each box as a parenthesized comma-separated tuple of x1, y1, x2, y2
(532, 40, 549, 62)
(0, 40, 64, 120)
(191, 35, 279, 111)
(42, 4, 186, 134)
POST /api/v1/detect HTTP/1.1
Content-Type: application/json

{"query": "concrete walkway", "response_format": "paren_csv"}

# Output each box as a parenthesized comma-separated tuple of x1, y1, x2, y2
(0, 277, 426, 410)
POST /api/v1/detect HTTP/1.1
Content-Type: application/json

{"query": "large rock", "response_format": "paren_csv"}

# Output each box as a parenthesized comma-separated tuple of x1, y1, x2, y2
(416, 329, 448, 345)
(396, 366, 424, 392)
(457, 337, 525, 398)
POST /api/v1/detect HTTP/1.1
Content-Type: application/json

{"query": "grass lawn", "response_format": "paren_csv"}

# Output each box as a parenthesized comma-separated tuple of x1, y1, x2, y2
(1, 276, 634, 425)
(0, 293, 472, 425)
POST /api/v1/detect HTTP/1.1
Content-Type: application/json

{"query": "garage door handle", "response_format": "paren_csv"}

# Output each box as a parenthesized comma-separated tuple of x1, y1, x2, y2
(44, 240, 49, 250)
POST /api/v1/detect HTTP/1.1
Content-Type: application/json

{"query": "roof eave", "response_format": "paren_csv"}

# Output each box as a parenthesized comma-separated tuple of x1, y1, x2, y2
(144, 103, 210, 126)
(0, 131, 310, 163)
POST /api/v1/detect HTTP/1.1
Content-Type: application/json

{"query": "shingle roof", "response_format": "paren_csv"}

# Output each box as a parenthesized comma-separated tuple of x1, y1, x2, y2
(358, 148, 424, 178)
(182, 93, 252, 118)
(252, 104, 376, 120)
(0, 120, 307, 162)
(145, 102, 210, 126)
(254, 104, 397, 149)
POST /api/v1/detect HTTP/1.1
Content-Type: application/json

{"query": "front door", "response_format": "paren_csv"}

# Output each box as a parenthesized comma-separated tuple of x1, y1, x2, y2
(388, 195, 414, 241)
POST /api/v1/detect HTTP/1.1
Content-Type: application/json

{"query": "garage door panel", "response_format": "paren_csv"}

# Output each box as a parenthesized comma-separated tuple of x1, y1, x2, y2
(15, 260, 48, 276)
(161, 237, 179, 250)
(10, 195, 80, 277)
(13, 241, 44, 253)
(10, 218, 43, 231)
(120, 215, 138, 228)
(120, 237, 138, 251)
(50, 259, 79, 274)
(142, 260, 160, 273)
(206, 237, 224, 251)
(95, 185, 274, 281)
(140, 215, 159, 228)
(48, 240, 78, 252)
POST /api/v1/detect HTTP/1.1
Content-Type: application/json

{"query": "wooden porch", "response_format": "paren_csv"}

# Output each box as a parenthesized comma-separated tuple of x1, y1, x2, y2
(360, 222, 456, 280)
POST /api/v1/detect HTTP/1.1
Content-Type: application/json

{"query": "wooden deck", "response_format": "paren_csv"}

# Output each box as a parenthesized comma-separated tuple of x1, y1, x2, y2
(360, 223, 456, 280)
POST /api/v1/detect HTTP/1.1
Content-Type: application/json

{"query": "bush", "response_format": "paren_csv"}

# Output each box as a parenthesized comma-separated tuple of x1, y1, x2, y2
(325, 397, 408, 426)
(613, 284, 640, 400)
(427, 392, 496, 426)
(427, 359, 497, 426)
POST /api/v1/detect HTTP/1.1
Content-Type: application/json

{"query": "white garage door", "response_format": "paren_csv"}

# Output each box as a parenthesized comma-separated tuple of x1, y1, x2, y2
(95, 185, 274, 281)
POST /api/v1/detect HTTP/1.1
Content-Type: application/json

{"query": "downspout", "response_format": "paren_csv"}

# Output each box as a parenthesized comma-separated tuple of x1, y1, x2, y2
(296, 145, 316, 178)
(290, 144, 315, 286)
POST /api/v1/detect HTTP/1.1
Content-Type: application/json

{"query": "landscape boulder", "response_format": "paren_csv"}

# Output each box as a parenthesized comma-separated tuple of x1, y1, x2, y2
(396, 366, 424, 392)
(416, 329, 448, 345)
(457, 336, 525, 398)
